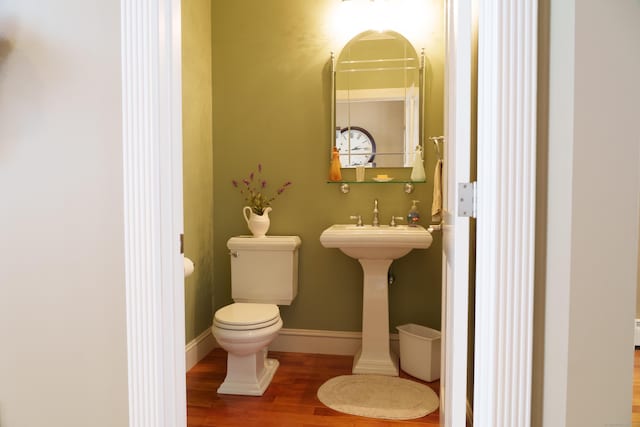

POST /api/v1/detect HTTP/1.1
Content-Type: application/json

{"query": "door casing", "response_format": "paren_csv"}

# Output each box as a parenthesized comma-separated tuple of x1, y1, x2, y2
(119, 1, 538, 426)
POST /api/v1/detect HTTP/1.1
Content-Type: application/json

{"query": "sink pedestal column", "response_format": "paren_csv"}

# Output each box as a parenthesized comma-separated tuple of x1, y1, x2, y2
(352, 258, 399, 376)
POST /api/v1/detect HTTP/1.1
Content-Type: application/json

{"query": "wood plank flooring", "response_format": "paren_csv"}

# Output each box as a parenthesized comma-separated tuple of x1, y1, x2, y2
(187, 348, 440, 427)
(188, 347, 640, 425)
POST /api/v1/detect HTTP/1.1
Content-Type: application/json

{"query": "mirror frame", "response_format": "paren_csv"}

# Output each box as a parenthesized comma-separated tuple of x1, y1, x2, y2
(330, 30, 425, 173)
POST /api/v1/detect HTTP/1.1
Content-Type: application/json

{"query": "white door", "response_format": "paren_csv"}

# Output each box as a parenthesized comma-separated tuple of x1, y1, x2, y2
(440, 0, 472, 426)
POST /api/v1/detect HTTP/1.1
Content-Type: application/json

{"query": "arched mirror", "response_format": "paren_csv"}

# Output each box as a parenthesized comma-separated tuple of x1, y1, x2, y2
(331, 30, 424, 170)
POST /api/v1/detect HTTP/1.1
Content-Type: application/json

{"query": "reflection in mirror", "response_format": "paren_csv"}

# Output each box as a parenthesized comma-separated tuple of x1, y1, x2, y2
(332, 30, 423, 169)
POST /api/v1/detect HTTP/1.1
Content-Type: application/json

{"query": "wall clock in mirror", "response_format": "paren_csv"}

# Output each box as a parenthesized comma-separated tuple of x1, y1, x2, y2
(336, 126, 376, 167)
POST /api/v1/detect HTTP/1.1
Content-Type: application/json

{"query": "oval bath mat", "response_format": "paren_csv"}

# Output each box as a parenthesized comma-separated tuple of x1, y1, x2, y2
(317, 374, 439, 420)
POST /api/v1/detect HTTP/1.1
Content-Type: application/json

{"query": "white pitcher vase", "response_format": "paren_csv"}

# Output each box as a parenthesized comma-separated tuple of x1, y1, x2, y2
(243, 206, 272, 238)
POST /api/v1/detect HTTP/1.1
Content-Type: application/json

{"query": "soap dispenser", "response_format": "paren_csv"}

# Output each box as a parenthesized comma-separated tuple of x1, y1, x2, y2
(407, 200, 420, 226)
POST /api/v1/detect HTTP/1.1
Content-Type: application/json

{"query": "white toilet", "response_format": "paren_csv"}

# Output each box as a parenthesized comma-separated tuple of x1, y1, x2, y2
(212, 235, 301, 396)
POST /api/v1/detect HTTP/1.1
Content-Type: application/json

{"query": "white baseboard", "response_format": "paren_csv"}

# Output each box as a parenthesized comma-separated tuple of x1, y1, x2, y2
(270, 328, 400, 356)
(185, 327, 401, 371)
(635, 319, 640, 346)
(185, 328, 217, 371)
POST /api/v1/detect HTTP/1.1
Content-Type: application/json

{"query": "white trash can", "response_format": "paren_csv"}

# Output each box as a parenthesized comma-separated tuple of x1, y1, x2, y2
(396, 323, 441, 382)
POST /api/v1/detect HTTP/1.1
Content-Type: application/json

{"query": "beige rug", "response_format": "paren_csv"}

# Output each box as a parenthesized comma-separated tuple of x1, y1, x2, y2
(317, 374, 439, 420)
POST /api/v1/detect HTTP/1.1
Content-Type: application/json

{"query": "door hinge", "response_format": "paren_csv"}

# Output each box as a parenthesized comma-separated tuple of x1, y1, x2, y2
(457, 182, 477, 218)
(180, 233, 184, 254)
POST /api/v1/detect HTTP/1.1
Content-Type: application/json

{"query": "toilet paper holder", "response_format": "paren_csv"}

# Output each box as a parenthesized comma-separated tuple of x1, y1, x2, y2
(184, 256, 195, 278)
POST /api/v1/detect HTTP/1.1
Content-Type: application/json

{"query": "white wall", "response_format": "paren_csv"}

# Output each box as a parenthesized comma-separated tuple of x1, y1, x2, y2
(637, 209, 640, 319)
(0, 2, 129, 426)
(541, 0, 640, 425)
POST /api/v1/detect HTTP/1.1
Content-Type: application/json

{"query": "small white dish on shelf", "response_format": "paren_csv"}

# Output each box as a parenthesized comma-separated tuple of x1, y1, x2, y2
(372, 176, 394, 182)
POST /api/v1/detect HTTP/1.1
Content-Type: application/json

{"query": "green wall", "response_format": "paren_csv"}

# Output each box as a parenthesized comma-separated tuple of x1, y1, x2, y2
(182, 0, 214, 343)
(210, 0, 444, 333)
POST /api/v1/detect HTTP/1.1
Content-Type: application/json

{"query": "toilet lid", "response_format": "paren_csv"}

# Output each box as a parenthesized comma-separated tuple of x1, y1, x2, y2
(214, 303, 280, 330)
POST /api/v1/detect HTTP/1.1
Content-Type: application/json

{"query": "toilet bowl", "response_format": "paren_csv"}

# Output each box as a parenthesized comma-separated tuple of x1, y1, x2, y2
(212, 235, 301, 396)
(212, 302, 284, 396)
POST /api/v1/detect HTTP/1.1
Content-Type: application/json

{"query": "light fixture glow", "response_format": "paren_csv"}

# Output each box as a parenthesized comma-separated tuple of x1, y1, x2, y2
(368, 0, 390, 32)
(330, 0, 437, 52)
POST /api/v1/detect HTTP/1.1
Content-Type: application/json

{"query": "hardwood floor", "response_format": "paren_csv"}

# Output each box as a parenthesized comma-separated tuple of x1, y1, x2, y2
(188, 347, 640, 425)
(187, 348, 441, 427)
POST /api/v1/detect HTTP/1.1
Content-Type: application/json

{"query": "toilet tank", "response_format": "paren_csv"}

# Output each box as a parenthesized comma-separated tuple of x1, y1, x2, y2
(227, 236, 301, 305)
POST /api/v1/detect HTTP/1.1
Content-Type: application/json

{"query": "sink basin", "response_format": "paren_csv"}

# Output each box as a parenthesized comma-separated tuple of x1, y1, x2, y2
(320, 224, 433, 260)
(319, 223, 433, 376)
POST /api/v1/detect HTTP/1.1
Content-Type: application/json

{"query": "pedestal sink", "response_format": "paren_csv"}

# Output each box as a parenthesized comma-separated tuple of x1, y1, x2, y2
(319, 224, 433, 376)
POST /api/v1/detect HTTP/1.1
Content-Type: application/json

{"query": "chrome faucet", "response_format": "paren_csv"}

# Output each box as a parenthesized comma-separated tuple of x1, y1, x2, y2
(389, 216, 404, 227)
(372, 199, 380, 227)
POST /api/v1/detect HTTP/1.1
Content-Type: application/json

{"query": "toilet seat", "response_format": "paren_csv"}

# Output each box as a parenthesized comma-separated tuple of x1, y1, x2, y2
(214, 303, 280, 331)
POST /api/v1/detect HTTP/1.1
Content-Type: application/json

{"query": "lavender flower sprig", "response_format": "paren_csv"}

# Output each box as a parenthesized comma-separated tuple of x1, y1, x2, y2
(232, 164, 292, 215)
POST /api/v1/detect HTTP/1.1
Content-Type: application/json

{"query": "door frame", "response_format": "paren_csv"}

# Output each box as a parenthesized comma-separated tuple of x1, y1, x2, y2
(120, 0, 186, 425)
(473, 2, 538, 425)
(119, 0, 538, 425)
(440, 0, 472, 425)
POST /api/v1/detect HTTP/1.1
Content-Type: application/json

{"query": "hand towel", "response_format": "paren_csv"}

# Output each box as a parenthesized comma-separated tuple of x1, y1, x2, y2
(431, 159, 443, 223)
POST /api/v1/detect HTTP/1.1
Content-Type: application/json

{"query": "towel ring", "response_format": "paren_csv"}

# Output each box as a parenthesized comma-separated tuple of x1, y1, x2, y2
(428, 136, 445, 160)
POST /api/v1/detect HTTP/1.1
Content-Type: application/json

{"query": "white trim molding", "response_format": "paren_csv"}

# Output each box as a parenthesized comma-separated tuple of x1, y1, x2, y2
(186, 329, 218, 371)
(188, 328, 401, 370)
(442, 0, 472, 425)
(121, 0, 186, 426)
(474, 1, 537, 426)
(271, 328, 400, 356)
